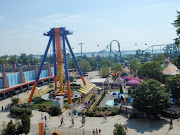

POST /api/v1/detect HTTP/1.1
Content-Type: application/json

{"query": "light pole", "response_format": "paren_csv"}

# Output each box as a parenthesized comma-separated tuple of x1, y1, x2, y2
(79, 43, 84, 60)
(169, 87, 173, 128)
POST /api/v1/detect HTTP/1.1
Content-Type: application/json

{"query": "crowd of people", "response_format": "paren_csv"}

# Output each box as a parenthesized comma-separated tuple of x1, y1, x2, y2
(1, 103, 14, 111)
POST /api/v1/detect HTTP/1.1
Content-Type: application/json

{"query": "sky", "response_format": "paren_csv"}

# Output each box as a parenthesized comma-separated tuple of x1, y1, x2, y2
(0, 0, 179, 56)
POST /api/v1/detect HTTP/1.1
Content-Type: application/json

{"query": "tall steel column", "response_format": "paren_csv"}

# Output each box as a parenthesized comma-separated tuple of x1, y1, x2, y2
(28, 32, 53, 103)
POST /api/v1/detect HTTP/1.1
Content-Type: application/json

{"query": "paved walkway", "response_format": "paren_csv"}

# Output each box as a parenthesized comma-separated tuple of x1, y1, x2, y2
(0, 109, 180, 135)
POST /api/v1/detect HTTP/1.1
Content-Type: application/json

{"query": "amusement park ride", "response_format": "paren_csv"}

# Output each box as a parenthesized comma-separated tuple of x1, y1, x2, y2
(28, 27, 86, 104)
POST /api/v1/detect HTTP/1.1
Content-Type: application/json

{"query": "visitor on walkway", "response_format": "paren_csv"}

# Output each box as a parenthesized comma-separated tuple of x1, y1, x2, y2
(96, 128, 98, 135)
(125, 124, 128, 133)
(105, 114, 108, 122)
(60, 116, 65, 126)
(41, 113, 44, 121)
(44, 121, 47, 128)
(1, 106, 3, 111)
(102, 115, 105, 123)
(45, 115, 47, 121)
(99, 129, 101, 134)
(93, 129, 95, 135)
(49, 113, 51, 121)
(71, 117, 74, 127)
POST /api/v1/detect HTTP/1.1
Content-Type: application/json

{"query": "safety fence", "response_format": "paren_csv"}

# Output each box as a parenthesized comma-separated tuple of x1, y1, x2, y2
(46, 127, 92, 135)
(30, 127, 92, 135)
(89, 90, 104, 112)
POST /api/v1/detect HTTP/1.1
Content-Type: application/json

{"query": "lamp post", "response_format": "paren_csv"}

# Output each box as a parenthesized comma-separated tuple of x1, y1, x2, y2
(79, 43, 84, 60)
(169, 88, 173, 128)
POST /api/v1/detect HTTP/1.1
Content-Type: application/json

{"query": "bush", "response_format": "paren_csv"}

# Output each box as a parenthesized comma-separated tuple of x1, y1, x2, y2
(10, 107, 32, 116)
(64, 104, 70, 109)
(38, 108, 46, 112)
(11, 98, 19, 106)
(69, 76, 74, 82)
(49, 83, 54, 88)
(32, 97, 45, 103)
(49, 106, 61, 116)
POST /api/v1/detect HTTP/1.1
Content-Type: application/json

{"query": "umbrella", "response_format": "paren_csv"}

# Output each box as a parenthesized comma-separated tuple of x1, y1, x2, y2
(132, 78, 142, 83)
(126, 80, 140, 86)
(123, 76, 133, 82)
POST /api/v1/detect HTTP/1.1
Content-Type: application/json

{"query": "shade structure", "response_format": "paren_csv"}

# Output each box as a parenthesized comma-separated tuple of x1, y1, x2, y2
(132, 78, 142, 83)
(116, 77, 123, 82)
(123, 76, 133, 82)
(126, 80, 140, 86)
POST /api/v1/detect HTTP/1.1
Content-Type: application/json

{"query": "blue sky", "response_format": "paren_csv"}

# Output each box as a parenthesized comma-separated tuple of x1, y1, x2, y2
(0, 0, 179, 56)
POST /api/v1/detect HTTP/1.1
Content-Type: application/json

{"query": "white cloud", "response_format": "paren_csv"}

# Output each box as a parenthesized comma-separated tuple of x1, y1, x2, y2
(40, 14, 80, 23)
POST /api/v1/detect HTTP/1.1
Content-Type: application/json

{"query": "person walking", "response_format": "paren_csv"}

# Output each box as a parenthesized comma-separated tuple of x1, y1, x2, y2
(41, 113, 44, 121)
(99, 129, 101, 134)
(96, 128, 98, 135)
(71, 117, 74, 127)
(93, 129, 95, 135)
(49, 113, 51, 121)
(45, 115, 47, 121)
(125, 124, 128, 133)
(1, 106, 3, 111)
(60, 116, 65, 126)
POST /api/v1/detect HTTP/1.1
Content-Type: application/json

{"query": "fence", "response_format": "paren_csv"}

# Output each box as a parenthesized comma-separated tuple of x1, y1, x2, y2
(89, 90, 104, 112)
(45, 127, 92, 135)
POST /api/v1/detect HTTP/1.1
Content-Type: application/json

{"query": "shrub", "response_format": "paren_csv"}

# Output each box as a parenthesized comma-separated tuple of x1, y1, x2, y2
(11, 98, 19, 106)
(49, 106, 61, 116)
(10, 107, 32, 116)
(69, 76, 74, 82)
(32, 97, 45, 103)
(49, 83, 54, 88)
(64, 104, 70, 109)
(39, 108, 46, 112)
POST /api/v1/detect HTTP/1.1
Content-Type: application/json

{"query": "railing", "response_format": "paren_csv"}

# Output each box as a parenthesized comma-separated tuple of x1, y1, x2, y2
(89, 90, 104, 112)
(45, 127, 92, 135)
(84, 93, 92, 103)
(18, 87, 53, 104)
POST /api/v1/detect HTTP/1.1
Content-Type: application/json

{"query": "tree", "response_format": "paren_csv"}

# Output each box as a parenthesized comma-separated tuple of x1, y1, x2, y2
(86, 57, 97, 70)
(68, 60, 76, 69)
(78, 60, 92, 72)
(129, 58, 141, 73)
(0, 55, 8, 65)
(137, 61, 163, 81)
(101, 66, 110, 78)
(100, 57, 112, 67)
(1, 120, 16, 135)
(172, 10, 180, 47)
(144, 52, 150, 58)
(153, 54, 165, 63)
(113, 123, 126, 135)
(111, 63, 123, 72)
(135, 49, 141, 58)
(11, 98, 19, 106)
(132, 79, 170, 115)
(19, 53, 28, 65)
(174, 54, 180, 69)
(166, 74, 180, 101)
(9, 55, 18, 65)
(21, 113, 30, 135)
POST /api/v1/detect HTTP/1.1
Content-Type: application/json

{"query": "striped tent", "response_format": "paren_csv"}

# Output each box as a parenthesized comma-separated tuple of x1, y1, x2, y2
(126, 80, 140, 86)
(162, 57, 180, 75)
(123, 76, 133, 82)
